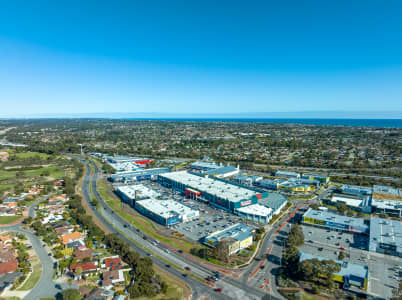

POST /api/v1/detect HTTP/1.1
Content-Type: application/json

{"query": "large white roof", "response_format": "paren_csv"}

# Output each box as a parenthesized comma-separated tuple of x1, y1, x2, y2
(116, 184, 159, 200)
(331, 195, 364, 208)
(136, 199, 198, 219)
(160, 171, 259, 203)
(236, 204, 272, 217)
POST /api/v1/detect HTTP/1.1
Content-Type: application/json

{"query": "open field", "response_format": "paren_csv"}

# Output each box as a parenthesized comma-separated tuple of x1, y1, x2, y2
(13, 152, 52, 160)
(0, 216, 22, 225)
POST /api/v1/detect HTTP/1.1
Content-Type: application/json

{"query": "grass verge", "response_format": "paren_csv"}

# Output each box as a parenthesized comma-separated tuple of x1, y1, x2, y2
(17, 259, 42, 290)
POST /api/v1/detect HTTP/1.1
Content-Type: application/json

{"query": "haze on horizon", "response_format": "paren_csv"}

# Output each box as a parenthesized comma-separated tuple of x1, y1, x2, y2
(0, 1, 401, 118)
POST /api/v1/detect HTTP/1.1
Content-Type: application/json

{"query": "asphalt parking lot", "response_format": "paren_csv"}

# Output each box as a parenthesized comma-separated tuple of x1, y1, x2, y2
(301, 225, 369, 251)
(173, 202, 244, 242)
(120, 180, 257, 242)
(299, 225, 401, 299)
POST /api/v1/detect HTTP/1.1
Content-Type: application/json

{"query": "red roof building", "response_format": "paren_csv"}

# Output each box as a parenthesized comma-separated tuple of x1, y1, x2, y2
(0, 259, 18, 274)
(104, 256, 122, 270)
(70, 261, 98, 273)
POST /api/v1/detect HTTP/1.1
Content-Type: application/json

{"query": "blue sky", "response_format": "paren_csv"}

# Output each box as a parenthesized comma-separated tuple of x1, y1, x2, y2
(0, 0, 401, 117)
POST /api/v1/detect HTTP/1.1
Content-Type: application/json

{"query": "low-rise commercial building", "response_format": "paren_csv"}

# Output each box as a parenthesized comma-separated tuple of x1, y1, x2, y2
(301, 174, 330, 184)
(134, 199, 199, 226)
(369, 217, 402, 257)
(204, 165, 240, 178)
(235, 204, 273, 223)
(259, 192, 288, 215)
(109, 168, 170, 183)
(203, 223, 255, 255)
(159, 171, 267, 212)
(299, 252, 369, 290)
(233, 174, 263, 186)
(106, 155, 152, 165)
(278, 180, 315, 194)
(373, 185, 401, 196)
(328, 194, 372, 213)
(189, 161, 220, 171)
(302, 208, 369, 235)
(341, 185, 372, 196)
(275, 170, 300, 179)
(115, 184, 160, 206)
(371, 198, 402, 218)
(255, 179, 285, 190)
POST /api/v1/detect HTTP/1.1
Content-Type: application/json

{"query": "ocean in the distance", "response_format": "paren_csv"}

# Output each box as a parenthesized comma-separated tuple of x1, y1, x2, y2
(128, 118, 402, 128)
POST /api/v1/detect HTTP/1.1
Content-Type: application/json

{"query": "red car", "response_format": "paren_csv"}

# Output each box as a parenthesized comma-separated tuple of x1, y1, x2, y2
(185, 266, 191, 271)
(340, 247, 345, 250)
(336, 243, 340, 246)
(214, 288, 222, 292)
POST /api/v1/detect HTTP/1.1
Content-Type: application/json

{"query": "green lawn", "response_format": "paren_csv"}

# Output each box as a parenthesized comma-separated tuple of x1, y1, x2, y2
(0, 170, 16, 181)
(24, 165, 65, 178)
(0, 216, 22, 224)
(17, 262, 42, 290)
(0, 165, 64, 181)
(0, 183, 13, 193)
(14, 151, 52, 160)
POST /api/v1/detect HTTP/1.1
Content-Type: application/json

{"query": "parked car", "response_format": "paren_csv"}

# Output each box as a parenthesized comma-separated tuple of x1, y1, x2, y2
(214, 288, 222, 292)
(185, 266, 191, 271)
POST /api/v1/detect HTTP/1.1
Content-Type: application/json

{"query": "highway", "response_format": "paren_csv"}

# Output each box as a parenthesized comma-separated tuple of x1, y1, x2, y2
(80, 158, 257, 300)
(80, 157, 282, 300)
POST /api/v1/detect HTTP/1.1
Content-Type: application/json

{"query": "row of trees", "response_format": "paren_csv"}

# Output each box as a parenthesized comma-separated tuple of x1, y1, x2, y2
(104, 234, 166, 298)
(66, 188, 165, 298)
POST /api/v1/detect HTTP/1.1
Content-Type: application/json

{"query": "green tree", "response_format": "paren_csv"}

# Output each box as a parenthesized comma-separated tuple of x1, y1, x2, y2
(61, 288, 82, 300)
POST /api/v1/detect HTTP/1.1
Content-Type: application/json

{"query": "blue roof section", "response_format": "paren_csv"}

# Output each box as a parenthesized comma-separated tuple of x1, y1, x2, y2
(190, 161, 220, 170)
(259, 192, 287, 210)
(233, 174, 262, 181)
(299, 252, 369, 280)
(373, 185, 401, 196)
(205, 166, 238, 175)
(341, 185, 373, 195)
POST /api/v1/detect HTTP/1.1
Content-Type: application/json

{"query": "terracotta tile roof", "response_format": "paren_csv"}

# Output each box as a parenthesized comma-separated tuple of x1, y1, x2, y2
(61, 232, 83, 244)
(73, 249, 93, 260)
(0, 235, 12, 244)
(70, 261, 97, 272)
(0, 250, 17, 263)
(0, 259, 18, 274)
(104, 257, 122, 270)
(55, 227, 69, 236)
